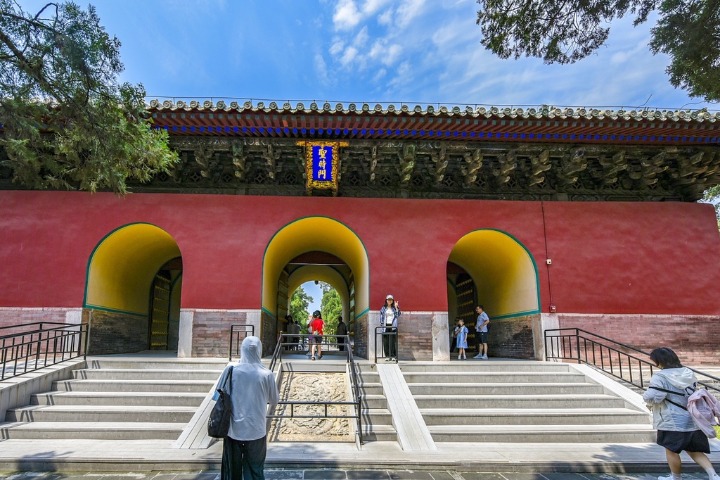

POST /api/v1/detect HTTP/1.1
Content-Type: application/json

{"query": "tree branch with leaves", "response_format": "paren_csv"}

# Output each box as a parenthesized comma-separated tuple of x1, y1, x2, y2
(0, 1, 177, 194)
(476, 0, 720, 102)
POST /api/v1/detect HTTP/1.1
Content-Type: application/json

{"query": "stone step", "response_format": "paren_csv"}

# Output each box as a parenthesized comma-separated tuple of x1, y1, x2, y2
(426, 423, 656, 443)
(408, 382, 604, 395)
(412, 394, 627, 409)
(399, 362, 573, 373)
(6, 405, 196, 423)
(420, 408, 650, 425)
(31, 391, 206, 407)
(360, 394, 387, 409)
(360, 408, 392, 425)
(358, 383, 384, 395)
(401, 372, 587, 384)
(360, 424, 397, 442)
(0, 421, 184, 440)
(86, 359, 228, 370)
(53, 379, 215, 393)
(73, 368, 221, 381)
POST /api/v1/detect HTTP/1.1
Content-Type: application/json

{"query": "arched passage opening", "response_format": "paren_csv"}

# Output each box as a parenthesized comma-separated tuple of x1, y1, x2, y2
(447, 229, 540, 359)
(262, 217, 369, 357)
(287, 265, 351, 326)
(84, 223, 183, 355)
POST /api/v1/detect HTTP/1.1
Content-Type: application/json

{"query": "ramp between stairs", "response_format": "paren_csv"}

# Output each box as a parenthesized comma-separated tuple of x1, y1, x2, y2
(376, 364, 436, 451)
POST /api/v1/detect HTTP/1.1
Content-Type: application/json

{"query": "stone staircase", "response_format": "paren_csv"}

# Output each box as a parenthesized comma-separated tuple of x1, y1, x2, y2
(0, 356, 656, 445)
(0, 357, 226, 440)
(357, 363, 397, 442)
(399, 361, 654, 443)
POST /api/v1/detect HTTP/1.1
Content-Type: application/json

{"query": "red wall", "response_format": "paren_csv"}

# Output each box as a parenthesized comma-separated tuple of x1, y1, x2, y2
(1, 191, 719, 316)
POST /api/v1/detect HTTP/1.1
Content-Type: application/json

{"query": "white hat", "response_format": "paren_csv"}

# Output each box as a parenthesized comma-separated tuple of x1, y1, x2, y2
(386, 294, 394, 299)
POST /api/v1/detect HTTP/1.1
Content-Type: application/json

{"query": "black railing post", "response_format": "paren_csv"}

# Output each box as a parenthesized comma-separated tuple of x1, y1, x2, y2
(574, 328, 581, 364)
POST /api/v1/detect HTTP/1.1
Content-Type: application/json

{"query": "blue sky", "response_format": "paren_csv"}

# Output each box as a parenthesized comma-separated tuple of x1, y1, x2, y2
(30, 0, 717, 111)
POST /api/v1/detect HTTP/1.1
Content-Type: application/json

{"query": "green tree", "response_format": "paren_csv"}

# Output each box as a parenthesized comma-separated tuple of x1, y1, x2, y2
(289, 286, 312, 331)
(476, 0, 720, 102)
(702, 186, 720, 230)
(320, 283, 342, 335)
(0, 1, 178, 194)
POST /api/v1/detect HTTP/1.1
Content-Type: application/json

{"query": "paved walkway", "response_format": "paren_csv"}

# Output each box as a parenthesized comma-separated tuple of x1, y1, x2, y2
(1, 438, 719, 476)
(2, 470, 718, 480)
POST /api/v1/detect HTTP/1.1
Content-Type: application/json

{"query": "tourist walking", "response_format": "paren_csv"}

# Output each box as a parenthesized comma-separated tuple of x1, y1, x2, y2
(216, 336, 279, 480)
(473, 305, 490, 359)
(643, 347, 720, 480)
(308, 310, 324, 360)
(455, 318, 468, 360)
(379, 294, 400, 361)
(336, 316, 348, 352)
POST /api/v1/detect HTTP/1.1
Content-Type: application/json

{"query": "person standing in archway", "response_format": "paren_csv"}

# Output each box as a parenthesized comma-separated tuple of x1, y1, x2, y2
(379, 294, 400, 361)
(473, 305, 490, 360)
(335, 316, 348, 352)
(308, 310, 324, 360)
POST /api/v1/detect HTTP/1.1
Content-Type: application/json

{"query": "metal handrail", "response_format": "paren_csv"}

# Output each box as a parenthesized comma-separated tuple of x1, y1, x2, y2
(544, 328, 720, 394)
(0, 322, 67, 333)
(1, 322, 88, 380)
(374, 326, 398, 363)
(228, 324, 255, 361)
(267, 333, 363, 444)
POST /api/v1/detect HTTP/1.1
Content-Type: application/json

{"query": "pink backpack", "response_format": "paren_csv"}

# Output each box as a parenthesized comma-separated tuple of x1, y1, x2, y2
(686, 389, 720, 438)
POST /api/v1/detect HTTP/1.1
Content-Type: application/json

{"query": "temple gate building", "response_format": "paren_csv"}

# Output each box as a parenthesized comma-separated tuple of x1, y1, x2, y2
(1, 100, 719, 363)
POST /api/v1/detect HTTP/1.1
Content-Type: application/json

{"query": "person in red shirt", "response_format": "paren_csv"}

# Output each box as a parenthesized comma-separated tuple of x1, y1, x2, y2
(308, 310, 324, 360)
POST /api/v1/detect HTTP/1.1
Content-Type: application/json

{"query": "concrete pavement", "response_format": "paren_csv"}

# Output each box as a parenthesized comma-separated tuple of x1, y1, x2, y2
(0, 437, 720, 476)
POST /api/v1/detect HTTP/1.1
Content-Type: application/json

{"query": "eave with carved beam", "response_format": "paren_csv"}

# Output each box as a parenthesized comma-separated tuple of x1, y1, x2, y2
(3, 100, 718, 201)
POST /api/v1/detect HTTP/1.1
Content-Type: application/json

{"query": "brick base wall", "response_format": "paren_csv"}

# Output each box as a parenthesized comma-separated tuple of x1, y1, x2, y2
(488, 314, 539, 359)
(397, 312, 434, 361)
(0, 308, 77, 329)
(260, 311, 278, 357)
(556, 314, 720, 366)
(84, 309, 148, 355)
(189, 310, 259, 357)
(354, 312, 368, 359)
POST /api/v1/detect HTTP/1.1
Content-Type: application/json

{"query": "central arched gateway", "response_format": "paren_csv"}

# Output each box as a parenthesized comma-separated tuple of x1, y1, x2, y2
(262, 216, 370, 356)
(447, 229, 542, 358)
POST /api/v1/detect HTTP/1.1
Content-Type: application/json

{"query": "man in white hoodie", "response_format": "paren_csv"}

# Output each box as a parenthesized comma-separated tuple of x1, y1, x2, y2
(643, 347, 719, 480)
(216, 336, 279, 480)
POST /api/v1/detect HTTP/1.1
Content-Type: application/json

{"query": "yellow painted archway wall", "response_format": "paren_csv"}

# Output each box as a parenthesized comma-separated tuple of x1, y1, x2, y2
(84, 223, 182, 315)
(449, 229, 539, 318)
(263, 217, 368, 318)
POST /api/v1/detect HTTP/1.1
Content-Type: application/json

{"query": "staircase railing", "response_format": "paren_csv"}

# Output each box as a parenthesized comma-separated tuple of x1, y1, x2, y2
(374, 326, 398, 363)
(268, 333, 363, 445)
(544, 328, 720, 394)
(228, 324, 255, 360)
(1, 322, 88, 380)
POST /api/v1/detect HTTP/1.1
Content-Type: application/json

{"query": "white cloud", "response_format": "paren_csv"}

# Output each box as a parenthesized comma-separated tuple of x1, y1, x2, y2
(330, 39, 345, 56)
(314, 53, 331, 86)
(340, 46, 359, 67)
(395, 0, 426, 29)
(354, 26, 370, 46)
(333, 0, 361, 30)
(362, 0, 390, 15)
(378, 8, 393, 25)
(388, 61, 413, 89)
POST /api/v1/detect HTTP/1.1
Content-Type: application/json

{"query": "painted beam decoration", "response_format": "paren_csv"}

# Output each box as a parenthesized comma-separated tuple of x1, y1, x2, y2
(300, 141, 348, 194)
